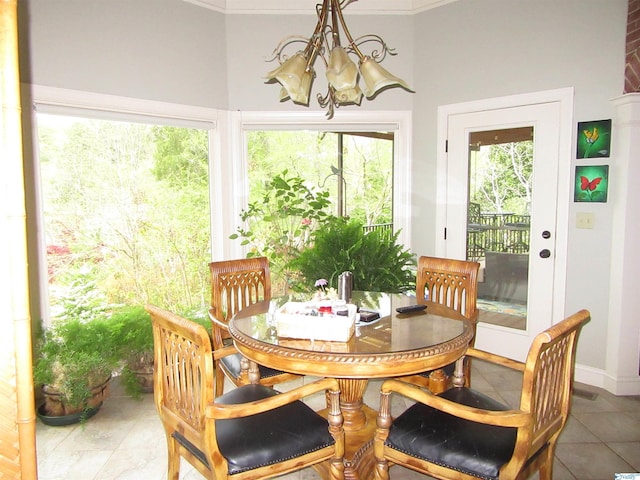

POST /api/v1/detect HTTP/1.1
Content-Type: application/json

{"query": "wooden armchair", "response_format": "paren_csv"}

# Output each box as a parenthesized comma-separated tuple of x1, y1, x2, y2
(147, 304, 345, 480)
(374, 309, 590, 480)
(209, 257, 299, 396)
(400, 255, 480, 392)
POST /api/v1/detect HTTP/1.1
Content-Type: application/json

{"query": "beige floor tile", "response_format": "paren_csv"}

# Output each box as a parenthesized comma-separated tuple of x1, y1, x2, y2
(558, 415, 602, 444)
(37, 450, 113, 480)
(555, 443, 635, 479)
(573, 411, 640, 442)
(608, 442, 640, 471)
(93, 447, 167, 480)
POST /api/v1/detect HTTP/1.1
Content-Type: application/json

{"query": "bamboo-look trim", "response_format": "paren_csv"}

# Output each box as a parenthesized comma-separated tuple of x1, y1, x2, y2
(148, 304, 346, 480)
(1, 1, 37, 478)
(373, 309, 590, 480)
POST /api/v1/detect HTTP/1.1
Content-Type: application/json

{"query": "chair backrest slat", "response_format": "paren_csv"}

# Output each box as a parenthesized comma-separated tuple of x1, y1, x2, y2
(149, 305, 216, 447)
(209, 257, 271, 325)
(416, 255, 480, 320)
(517, 309, 589, 465)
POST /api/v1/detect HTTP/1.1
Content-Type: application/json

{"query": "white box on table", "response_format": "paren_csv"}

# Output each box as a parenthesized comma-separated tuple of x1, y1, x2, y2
(275, 301, 356, 342)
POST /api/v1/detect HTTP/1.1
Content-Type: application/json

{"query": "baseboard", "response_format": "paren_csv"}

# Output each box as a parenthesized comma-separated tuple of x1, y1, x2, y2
(575, 363, 640, 396)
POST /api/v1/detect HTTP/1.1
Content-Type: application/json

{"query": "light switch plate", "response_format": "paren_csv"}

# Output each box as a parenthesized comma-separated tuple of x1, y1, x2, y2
(576, 212, 594, 229)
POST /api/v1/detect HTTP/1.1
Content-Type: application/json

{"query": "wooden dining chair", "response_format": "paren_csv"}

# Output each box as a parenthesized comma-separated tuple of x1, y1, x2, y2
(147, 304, 345, 480)
(209, 257, 300, 396)
(400, 255, 480, 392)
(373, 309, 590, 480)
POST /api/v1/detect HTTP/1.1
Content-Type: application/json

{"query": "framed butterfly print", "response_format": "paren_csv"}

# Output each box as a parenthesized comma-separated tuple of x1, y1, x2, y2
(574, 165, 609, 203)
(576, 119, 611, 158)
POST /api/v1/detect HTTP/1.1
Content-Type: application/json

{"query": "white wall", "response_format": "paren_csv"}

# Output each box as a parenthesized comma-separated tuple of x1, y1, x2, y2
(18, 0, 229, 108)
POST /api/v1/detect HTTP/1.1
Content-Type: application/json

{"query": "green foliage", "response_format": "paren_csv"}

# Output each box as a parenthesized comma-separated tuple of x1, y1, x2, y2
(33, 316, 119, 410)
(230, 169, 336, 294)
(288, 217, 416, 294)
(107, 305, 153, 398)
(246, 130, 393, 225)
(470, 141, 533, 214)
(152, 127, 209, 187)
(50, 269, 109, 322)
(108, 305, 153, 357)
(39, 117, 211, 314)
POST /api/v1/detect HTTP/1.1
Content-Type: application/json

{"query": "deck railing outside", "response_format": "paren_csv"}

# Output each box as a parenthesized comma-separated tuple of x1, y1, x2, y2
(363, 223, 394, 237)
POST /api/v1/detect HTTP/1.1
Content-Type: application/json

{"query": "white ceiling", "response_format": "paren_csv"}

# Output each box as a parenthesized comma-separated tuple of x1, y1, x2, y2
(184, 0, 458, 15)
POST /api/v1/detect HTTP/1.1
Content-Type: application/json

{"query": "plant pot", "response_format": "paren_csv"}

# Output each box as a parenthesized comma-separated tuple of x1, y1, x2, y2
(39, 376, 111, 422)
(131, 365, 154, 393)
(37, 402, 102, 426)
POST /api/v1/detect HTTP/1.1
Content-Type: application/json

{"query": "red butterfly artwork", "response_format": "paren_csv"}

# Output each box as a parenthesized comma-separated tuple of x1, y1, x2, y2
(580, 176, 602, 191)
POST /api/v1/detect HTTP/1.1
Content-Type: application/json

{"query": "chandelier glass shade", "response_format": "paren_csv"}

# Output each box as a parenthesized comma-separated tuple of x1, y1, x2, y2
(265, 0, 413, 119)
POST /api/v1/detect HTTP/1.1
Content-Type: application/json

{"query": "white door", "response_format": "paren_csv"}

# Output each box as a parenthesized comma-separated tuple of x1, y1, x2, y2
(436, 89, 573, 361)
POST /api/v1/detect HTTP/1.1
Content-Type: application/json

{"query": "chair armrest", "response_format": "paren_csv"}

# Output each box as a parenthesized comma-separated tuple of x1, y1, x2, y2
(207, 378, 341, 420)
(212, 344, 238, 361)
(208, 308, 230, 332)
(380, 379, 530, 428)
(466, 347, 526, 372)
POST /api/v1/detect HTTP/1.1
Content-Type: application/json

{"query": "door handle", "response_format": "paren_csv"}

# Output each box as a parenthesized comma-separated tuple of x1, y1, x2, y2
(539, 249, 551, 258)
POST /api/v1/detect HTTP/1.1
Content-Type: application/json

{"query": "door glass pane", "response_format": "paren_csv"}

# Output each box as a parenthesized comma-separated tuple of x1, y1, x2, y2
(466, 127, 533, 330)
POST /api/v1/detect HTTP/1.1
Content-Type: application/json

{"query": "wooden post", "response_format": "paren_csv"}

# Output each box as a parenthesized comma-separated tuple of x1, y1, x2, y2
(0, 0, 38, 478)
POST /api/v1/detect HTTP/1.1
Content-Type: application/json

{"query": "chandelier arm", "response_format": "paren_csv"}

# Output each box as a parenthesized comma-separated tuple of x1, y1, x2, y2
(339, 0, 359, 10)
(304, 0, 331, 69)
(266, 35, 312, 63)
(330, 0, 341, 48)
(317, 87, 336, 119)
(351, 35, 398, 63)
(333, 0, 365, 60)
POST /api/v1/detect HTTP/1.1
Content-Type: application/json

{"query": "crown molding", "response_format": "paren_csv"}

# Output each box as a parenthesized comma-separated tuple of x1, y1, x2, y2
(183, 0, 458, 15)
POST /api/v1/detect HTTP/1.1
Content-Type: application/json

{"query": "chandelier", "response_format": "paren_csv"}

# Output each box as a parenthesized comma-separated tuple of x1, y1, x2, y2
(265, 0, 413, 119)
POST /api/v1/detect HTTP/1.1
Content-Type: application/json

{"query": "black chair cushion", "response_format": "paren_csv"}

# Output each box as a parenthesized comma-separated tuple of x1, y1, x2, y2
(220, 352, 290, 379)
(215, 384, 335, 475)
(385, 387, 517, 480)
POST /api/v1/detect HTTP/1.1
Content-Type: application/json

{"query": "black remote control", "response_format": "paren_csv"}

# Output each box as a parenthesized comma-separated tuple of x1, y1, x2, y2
(358, 311, 380, 323)
(396, 304, 427, 314)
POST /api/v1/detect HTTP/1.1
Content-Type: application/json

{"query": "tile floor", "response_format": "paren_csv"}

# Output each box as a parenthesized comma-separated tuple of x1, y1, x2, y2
(36, 359, 640, 480)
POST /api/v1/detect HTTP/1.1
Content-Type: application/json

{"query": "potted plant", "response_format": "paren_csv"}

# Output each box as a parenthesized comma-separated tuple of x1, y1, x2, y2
(109, 305, 154, 398)
(288, 217, 416, 294)
(33, 316, 119, 425)
(109, 305, 213, 398)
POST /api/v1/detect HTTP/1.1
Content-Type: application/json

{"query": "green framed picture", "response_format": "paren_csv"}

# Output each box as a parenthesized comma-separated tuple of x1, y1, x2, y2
(574, 165, 609, 203)
(576, 119, 611, 158)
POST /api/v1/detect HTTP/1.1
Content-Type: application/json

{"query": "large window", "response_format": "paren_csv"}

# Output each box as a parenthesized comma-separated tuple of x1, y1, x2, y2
(31, 97, 412, 319)
(35, 106, 215, 322)
(229, 111, 413, 264)
(247, 130, 393, 225)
